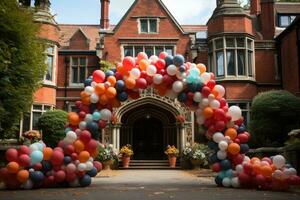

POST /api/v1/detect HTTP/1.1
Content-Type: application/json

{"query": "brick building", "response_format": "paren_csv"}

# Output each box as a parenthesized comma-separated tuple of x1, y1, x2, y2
(19, 0, 300, 159)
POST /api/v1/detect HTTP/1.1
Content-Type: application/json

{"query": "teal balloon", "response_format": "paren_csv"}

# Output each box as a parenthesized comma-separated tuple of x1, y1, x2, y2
(218, 170, 227, 179)
(65, 127, 72, 133)
(225, 169, 233, 178)
(30, 150, 43, 165)
(92, 111, 101, 121)
(34, 142, 44, 151)
(190, 68, 200, 77)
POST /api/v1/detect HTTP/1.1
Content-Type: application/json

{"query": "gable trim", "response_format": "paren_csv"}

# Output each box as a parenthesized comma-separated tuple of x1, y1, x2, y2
(70, 28, 91, 43)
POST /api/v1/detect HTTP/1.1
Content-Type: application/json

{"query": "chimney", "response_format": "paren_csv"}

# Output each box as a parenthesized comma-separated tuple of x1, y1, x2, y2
(100, 0, 110, 29)
(250, 0, 261, 15)
(260, 0, 275, 39)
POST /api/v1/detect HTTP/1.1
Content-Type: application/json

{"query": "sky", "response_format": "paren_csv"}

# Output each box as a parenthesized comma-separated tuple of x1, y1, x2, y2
(50, 0, 217, 25)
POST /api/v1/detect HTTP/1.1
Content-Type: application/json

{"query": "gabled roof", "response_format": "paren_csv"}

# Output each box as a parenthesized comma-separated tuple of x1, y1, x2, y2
(111, 0, 186, 34)
(70, 27, 90, 41)
(275, 2, 300, 14)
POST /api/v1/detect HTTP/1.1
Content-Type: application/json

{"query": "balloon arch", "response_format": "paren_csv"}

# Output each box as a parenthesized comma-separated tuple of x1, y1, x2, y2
(1, 52, 300, 190)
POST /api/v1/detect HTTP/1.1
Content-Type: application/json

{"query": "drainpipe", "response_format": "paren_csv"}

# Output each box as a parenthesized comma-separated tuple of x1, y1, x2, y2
(64, 56, 70, 111)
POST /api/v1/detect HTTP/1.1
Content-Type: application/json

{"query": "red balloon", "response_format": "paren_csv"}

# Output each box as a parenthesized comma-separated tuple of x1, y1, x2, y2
(214, 109, 226, 121)
(145, 75, 153, 85)
(162, 75, 173, 87)
(85, 140, 98, 153)
(54, 170, 66, 183)
(93, 161, 102, 172)
(71, 153, 78, 161)
(66, 172, 77, 182)
(215, 120, 225, 131)
(255, 174, 267, 189)
(64, 144, 75, 155)
(98, 120, 107, 129)
(114, 72, 123, 80)
(51, 150, 64, 166)
(237, 133, 249, 144)
(33, 163, 43, 171)
(289, 175, 300, 185)
(43, 175, 55, 187)
(232, 154, 244, 165)
(123, 56, 135, 71)
(206, 80, 216, 90)
(219, 98, 227, 108)
(79, 130, 92, 144)
(202, 86, 211, 97)
(212, 162, 221, 172)
(79, 104, 90, 113)
(54, 147, 64, 153)
(135, 78, 147, 89)
(93, 70, 105, 83)
(243, 163, 254, 175)
(5, 148, 18, 162)
(159, 52, 168, 60)
(155, 59, 166, 70)
(79, 111, 86, 119)
(238, 172, 251, 187)
(18, 145, 31, 155)
(0, 167, 9, 182)
(18, 154, 30, 167)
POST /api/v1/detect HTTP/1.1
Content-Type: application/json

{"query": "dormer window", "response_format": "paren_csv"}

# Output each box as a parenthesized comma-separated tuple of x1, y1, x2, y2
(278, 15, 296, 27)
(139, 18, 158, 34)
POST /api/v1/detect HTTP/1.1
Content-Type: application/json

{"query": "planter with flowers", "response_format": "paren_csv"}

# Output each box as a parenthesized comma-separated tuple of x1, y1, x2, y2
(119, 144, 134, 168)
(190, 143, 211, 169)
(96, 144, 118, 170)
(22, 130, 41, 145)
(164, 145, 179, 168)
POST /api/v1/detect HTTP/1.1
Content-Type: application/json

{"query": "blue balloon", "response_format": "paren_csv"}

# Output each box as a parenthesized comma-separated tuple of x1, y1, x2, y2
(187, 82, 204, 92)
(30, 171, 45, 183)
(177, 92, 187, 103)
(105, 70, 114, 77)
(92, 111, 101, 121)
(165, 55, 174, 66)
(64, 156, 72, 165)
(84, 78, 92, 87)
(179, 65, 186, 72)
(117, 91, 128, 102)
(116, 80, 126, 92)
(79, 175, 92, 187)
(220, 159, 231, 170)
(218, 170, 227, 179)
(215, 175, 223, 186)
(225, 169, 233, 178)
(86, 167, 97, 177)
(111, 68, 117, 73)
(173, 54, 185, 67)
(41, 161, 52, 172)
(86, 121, 99, 136)
(65, 127, 72, 133)
(237, 124, 246, 133)
(240, 144, 249, 154)
(30, 150, 43, 165)
(208, 141, 219, 151)
(209, 153, 219, 164)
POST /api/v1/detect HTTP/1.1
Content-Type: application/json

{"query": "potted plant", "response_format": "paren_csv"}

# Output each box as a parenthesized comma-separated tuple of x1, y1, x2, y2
(190, 143, 211, 169)
(119, 144, 134, 168)
(164, 145, 179, 168)
(96, 144, 117, 170)
(181, 143, 193, 169)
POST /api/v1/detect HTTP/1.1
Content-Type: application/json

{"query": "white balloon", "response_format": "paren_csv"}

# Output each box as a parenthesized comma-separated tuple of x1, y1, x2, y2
(222, 177, 231, 187)
(66, 131, 77, 143)
(86, 161, 94, 171)
(213, 132, 225, 143)
(146, 65, 157, 76)
(85, 114, 93, 122)
(129, 68, 141, 79)
(217, 150, 227, 160)
(91, 81, 97, 88)
(167, 65, 177, 76)
(210, 100, 220, 109)
(243, 156, 251, 163)
(193, 92, 202, 102)
(78, 163, 87, 171)
(202, 98, 209, 106)
(90, 93, 99, 103)
(79, 121, 87, 130)
(153, 74, 163, 84)
(273, 155, 286, 169)
(201, 72, 211, 84)
(283, 168, 292, 179)
(231, 177, 240, 188)
(272, 169, 283, 179)
(228, 106, 242, 121)
(23, 179, 34, 190)
(218, 141, 228, 151)
(235, 164, 243, 173)
(100, 109, 112, 121)
(84, 86, 94, 95)
(149, 55, 159, 62)
(214, 85, 225, 98)
(172, 81, 184, 93)
(289, 168, 297, 176)
(196, 116, 204, 125)
(208, 94, 215, 102)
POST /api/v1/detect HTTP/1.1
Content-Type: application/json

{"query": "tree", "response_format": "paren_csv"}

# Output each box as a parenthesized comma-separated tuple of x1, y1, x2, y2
(38, 110, 68, 148)
(0, 0, 46, 139)
(249, 90, 300, 148)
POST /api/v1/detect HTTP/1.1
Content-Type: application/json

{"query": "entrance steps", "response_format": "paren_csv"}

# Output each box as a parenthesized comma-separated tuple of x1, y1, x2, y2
(119, 160, 181, 170)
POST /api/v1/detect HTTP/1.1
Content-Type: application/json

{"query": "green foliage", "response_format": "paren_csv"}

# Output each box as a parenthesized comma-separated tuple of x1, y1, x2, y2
(38, 110, 68, 148)
(249, 90, 300, 147)
(100, 60, 114, 72)
(0, 0, 46, 139)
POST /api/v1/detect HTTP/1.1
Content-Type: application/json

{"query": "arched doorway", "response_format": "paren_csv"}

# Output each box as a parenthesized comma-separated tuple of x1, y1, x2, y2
(120, 103, 177, 160)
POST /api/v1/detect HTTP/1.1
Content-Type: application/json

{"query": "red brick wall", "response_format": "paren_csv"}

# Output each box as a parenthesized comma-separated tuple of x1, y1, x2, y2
(280, 30, 300, 95)
(69, 31, 90, 50)
(221, 82, 258, 100)
(260, 1, 275, 40)
(103, 0, 190, 63)
(254, 49, 278, 83)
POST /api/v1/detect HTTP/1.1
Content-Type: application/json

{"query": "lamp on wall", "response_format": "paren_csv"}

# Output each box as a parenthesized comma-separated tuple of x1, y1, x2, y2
(146, 113, 151, 119)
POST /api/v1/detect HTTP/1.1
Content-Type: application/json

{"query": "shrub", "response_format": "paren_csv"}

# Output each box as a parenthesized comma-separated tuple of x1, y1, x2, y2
(38, 110, 68, 147)
(249, 90, 300, 147)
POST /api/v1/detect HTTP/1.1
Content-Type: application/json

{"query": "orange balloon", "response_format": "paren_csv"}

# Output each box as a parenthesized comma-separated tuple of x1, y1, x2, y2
(211, 89, 219, 98)
(99, 94, 109, 105)
(251, 157, 260, 164)
(225, 128, 237, 140)
(17, 170, 29, 183)
(91, 149, 99, 158)
(260, 165, 273, 177)
(95, 83, 106, 95)
(80, 91, 90, 98)
(227, 143, 240, 155)
(81, 96, 91, 105)
(203, 107, 214, 119)
(139, 59, 149, 71)
(117, 65, 128, 76)
(7, 162, 19, 174)
(68, 112, 80, 126)
(74, 140, 85, 153)
(105, 87, 117, 99)
(43, 147, 53, 160)
(125, 78, 136, 89)
(253, 163, 261, 174)
(270, 164, 276, 172)
(107, 76, 116, 87)
(78, 151, 90, 163)
(197, 63, 206, 74)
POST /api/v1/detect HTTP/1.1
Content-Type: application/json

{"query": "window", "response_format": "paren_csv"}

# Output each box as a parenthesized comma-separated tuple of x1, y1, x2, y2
(228, 101, 252, 127)
(21, 104, 54, 133)
(123, 45, 175, 58)
(139, 18, 158, 33)
(44, 46, 55, 83)
(71, 57, 87, 84)
(278, 15, 296, 27)
(208, 37, 254, 79)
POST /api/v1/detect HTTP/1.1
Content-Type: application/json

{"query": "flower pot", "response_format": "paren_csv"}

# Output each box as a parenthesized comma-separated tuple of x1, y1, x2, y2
(191, 159, 202, 169)
(122, 156, 131, 168)
(168, 155, 177, 168)
(102, 159, 114, 170)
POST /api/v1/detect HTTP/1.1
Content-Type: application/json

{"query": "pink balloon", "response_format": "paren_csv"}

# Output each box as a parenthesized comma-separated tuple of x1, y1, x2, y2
(93, 161, 102, 172)
(79, 130, 92, 144)
(71, 153, 78, 161)
(85, 140, 98, 153)
(54, 170, 66, 183)
(64, 144, 75, 156)
(18, 145, 31, 155)
(93, 70, 105, 83)
(18, 154, 30, 167)
(159, 52, 168, 60)
(51, 151, 64, 166)
(5, 148, 18, 162)
(66, 163, 76, 174)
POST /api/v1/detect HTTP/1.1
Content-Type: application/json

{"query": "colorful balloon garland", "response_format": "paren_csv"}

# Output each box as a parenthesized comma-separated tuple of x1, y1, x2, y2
(0, 52, 300, 190)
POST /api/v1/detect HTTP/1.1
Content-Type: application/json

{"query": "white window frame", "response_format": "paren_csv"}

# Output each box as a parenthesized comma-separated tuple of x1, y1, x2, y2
(208, 36, 255, 81)
(43, 44, 57, 86)
(19, 104, 54, 137)
(138, 18, 159, 34)
(67, 102, 78, 113)
(69, 56, 88, 87)
(121, 45, 176, 59)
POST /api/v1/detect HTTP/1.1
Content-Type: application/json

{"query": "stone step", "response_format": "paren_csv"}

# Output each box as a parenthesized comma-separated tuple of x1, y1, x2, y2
(118, 160, 181, 170)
